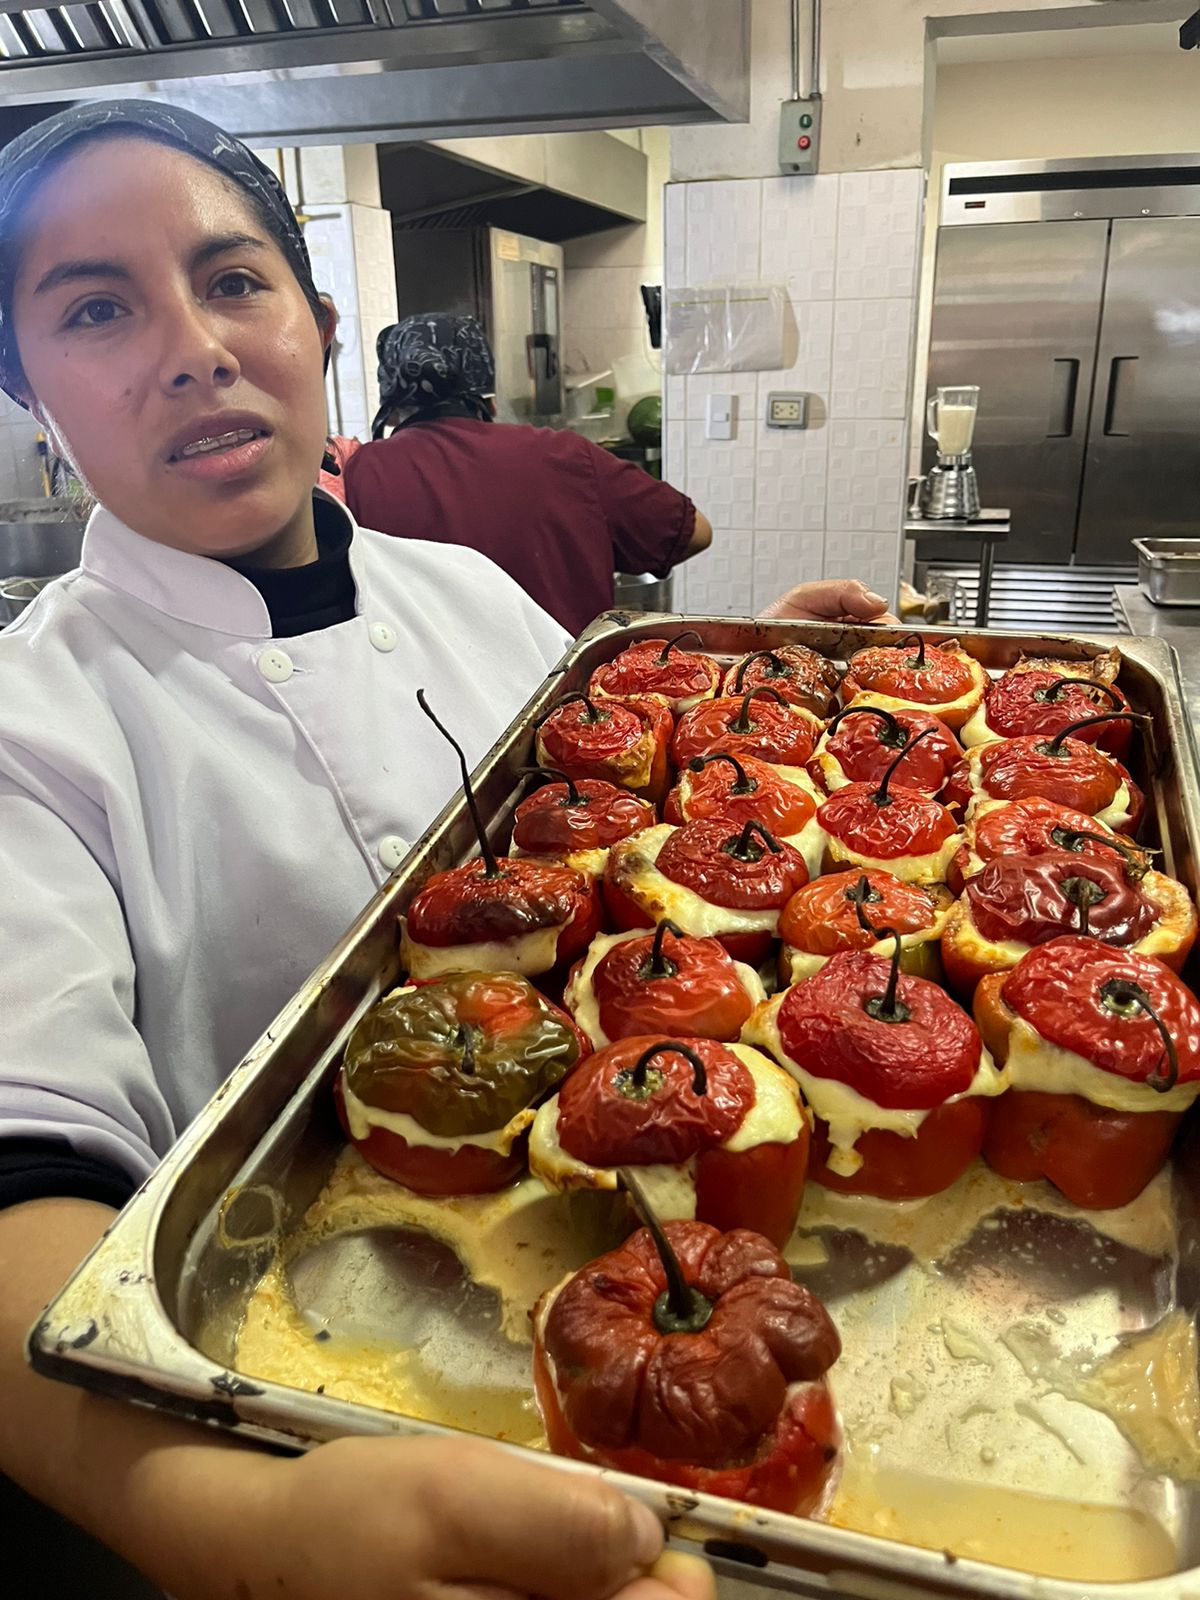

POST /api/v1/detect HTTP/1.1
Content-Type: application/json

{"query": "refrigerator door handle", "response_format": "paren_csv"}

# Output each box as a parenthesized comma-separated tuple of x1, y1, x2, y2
(1046, 357, 1081, 437)
(1102, 355, 1138, 437)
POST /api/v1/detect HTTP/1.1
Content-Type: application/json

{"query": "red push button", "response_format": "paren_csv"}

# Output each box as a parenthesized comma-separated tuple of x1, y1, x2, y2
(797, 135, 812, 150)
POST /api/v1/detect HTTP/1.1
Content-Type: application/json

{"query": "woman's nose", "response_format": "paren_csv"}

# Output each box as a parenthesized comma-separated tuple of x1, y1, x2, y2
(158, 297, 241, 393)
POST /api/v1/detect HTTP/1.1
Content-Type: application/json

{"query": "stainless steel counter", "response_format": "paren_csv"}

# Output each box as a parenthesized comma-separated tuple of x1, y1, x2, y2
(1115, 584, 1200, 753)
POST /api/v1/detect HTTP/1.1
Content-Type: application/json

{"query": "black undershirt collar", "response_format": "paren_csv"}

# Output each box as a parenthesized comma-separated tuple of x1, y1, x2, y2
(230, 496, 358, 639)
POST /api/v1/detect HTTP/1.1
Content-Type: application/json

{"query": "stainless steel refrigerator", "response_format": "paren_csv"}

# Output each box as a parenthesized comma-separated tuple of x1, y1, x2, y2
(924, 156, 1200, 567)
(391, 224, 564, 426)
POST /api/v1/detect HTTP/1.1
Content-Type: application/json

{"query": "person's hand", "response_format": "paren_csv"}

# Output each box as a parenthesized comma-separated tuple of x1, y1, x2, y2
(233, 1433, 716, 1600)
(758, 579, 899, 624)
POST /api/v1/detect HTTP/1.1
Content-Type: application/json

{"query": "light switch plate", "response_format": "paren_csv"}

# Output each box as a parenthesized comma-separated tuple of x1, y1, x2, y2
(779, 97, 821, 176)
(705, 392, 735, 441)
(766, 391, 809, 430)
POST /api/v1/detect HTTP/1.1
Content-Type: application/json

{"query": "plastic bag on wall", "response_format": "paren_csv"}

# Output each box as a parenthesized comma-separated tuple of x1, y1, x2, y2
(664, 285, 787, 375)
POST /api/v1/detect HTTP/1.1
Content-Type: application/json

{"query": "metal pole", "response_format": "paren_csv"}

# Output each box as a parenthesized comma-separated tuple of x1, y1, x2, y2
(790, 0, 802, 101)
(810, 0, 822, 99)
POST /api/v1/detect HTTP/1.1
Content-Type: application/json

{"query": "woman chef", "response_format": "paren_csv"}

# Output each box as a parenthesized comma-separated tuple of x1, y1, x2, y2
(0, 101, 877, 1598)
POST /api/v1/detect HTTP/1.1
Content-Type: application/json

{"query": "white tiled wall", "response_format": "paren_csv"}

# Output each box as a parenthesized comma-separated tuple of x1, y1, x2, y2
(0, 393, 46, 502)
(664, 168, 923, 615)
(305, 200, 398, 443)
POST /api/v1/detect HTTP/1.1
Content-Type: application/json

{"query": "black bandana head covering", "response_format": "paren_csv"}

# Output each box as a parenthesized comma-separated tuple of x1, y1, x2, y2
(0, 99, 322, 404)
(372, 312, 495, 439)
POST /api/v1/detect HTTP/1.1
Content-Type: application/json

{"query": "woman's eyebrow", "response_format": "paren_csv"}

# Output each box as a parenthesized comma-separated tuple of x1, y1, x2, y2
(34, 258, 130, 295)
(191, 232, 270, 268)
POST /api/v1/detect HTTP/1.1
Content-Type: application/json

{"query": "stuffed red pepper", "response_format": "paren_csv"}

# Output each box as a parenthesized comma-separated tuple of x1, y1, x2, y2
(949, 794, 1151, 892)
(535, 692, 673, 805)
(672, 687, 824, 771)
(778, 869, 952, 984)
(975, 938, 1200, 1208)
(745, 941, 1005, 1198)
(589, 631, 722, 714)
(532, 1217, 841, 1513)
(810, 703, 961, 798)
(841, 634, 988, 731)
(816, 731, 962, 883)
(961, 664, 1132, 757)
(722, 644, 841, 717)
(510, 768, 656, 878)
(528, 1036, 810, 1248)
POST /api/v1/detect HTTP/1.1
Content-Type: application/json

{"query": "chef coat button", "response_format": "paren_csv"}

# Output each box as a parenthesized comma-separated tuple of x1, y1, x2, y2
(257, 647, 294, 684)
(369, 621, 397, 653)
(378, 834, 408, 870)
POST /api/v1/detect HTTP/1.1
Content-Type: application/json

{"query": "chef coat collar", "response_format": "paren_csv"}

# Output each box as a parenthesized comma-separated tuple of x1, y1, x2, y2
(80, 490, 365, 638)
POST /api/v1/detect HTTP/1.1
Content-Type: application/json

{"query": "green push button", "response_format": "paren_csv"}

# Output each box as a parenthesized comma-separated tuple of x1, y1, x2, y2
(800, 114, 813, 130)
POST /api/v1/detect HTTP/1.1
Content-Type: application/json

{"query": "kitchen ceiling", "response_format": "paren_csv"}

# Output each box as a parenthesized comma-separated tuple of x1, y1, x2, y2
(0, 0, 748, 146)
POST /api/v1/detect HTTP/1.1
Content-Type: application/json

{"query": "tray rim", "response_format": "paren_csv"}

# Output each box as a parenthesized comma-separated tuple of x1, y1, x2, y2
(28, 615, 1200, 1600)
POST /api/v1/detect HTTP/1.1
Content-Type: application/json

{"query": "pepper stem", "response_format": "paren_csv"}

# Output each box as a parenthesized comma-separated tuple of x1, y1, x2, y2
(631, 1040, 708, 1096)
(733, 649, 789, 692)
(639, 919, 685, 981)
(864, 929, 911, 1024)
(1051, 826, 1152, 882)
(534, 694, 611, 732)
(1061, 875, 1107, 938)
(1040, 676, 1124, 710)
(895, 631, 928, 669)
(724, 818, 783, 862)
(520, 765, 583, 806)
(657, 630, 706, 665)
(824, 703, 909, 750)
(417, 690, 501, 878)
(617, 1166, 714, 1334)
(729, 685, 788, 734)
(456, 1023, 477, 1076)
(1099, 979, 1180, 1093)
(1045, 711, 1141, 754)
(687, 752, 757, 795)
(845, 873, 884, 937)
(872, 725, 939, 807)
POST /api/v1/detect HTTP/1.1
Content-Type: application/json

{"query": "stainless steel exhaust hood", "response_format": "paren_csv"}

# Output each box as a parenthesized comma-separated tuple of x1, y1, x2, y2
(0, 0, 748, 146)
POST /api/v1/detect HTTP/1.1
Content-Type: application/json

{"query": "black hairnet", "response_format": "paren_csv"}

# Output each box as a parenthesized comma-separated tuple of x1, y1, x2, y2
(372, 312, 495, 439)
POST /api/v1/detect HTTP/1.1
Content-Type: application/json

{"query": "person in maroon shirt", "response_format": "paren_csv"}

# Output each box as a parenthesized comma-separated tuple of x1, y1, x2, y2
(343, 313, 712, 636)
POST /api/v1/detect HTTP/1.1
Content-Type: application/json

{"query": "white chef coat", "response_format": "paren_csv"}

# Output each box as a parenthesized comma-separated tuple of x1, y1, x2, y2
(0, 495, 570, 1186)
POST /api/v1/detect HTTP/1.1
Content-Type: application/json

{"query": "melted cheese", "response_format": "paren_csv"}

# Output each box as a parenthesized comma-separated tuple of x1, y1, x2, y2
(782, 919, 945, 985)
(825, 831, 961, 885)
(341, 1081, 535, 1155)
(527, 1045, 804, 1211)
(609, 824, 786, 937)
(400, 922, 564, 980)
(1004, 1015, 1200, 1116)
(844, 668, 985, 730)
(511, 843, 610, 880)
(743, 994, 1006, 1177)
(563, 929, 767, 1050)
(959, 701, 1003, 749)
(963, 759, 1134, 833)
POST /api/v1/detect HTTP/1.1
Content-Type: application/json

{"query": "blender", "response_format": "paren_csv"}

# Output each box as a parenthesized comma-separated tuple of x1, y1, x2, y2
(918, 385, 981, 520)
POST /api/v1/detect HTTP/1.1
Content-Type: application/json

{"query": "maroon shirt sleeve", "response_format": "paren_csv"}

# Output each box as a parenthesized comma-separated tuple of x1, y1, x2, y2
(584, 441, 697, 577)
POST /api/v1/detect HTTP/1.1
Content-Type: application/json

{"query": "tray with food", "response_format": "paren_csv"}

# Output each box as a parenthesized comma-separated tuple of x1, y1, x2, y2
(31, 616, 1200, 1599)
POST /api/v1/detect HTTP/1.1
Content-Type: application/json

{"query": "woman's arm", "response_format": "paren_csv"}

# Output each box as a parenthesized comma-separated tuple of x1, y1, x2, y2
(1, 1197, 712, 1599)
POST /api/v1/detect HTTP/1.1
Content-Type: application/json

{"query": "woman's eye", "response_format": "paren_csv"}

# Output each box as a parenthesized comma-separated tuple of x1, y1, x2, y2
(213, 271, 261, 299)
(68, 297, 125, 329)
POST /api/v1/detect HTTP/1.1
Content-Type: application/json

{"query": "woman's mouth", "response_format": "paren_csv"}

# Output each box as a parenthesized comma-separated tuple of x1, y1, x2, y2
(167, 426, 273, 482)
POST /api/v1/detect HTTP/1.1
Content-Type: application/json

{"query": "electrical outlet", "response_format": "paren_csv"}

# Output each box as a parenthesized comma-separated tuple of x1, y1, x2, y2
(766, 392, 809, 430)
(705, 393, 735, 441)
(779, 97, 821, 176)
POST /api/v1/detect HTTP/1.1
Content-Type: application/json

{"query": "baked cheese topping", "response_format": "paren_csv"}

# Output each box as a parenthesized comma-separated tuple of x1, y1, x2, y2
(1004, 1015, 1200, 1116)
(743, 994, 1005, 1177)
(609, 824, 788, 937)
(564, 928, 767, 1050)
(341, 1081, 537, 1155)
(527, 1044, 805, 1213)
(825, 831, 960, 886)
(400, 922, 564, 980)
(782, 918, 946, 985)
(511, 843, 610, 880)
(959, 701, 1003, 749)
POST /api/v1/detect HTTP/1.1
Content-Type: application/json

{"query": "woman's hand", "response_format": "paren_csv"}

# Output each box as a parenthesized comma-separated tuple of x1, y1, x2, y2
(758, 579, 898, 625)
(232, 1433, 716, 1600)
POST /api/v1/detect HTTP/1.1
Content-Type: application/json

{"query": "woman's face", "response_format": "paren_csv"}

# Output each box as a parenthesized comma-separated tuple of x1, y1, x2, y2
(12, 137, 331, 560)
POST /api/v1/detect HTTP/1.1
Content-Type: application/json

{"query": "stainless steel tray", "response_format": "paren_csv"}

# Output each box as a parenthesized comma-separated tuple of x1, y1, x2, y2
(1135, 537, 1200, 608)
(31, 616, 1200, 1600)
